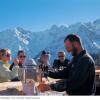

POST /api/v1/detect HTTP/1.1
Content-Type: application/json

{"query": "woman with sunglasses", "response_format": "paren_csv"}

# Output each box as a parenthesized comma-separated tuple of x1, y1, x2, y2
(0, 49, 19, 83)
(9, 50, 27, 81)
(10, 50, 26, 71)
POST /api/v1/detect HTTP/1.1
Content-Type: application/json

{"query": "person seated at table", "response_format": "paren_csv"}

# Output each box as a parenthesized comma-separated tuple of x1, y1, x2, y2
(0, 49, 19, 83)
(37, 34, 95, 95)
(9, 50, 26, 70)
(37, 50, 51, 72)
(52, 51, 70, 70)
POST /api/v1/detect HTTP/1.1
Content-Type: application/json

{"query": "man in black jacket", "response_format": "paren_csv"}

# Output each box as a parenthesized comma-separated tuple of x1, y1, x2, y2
(38, 34, 96, 95)
(52, 51, 70, 70)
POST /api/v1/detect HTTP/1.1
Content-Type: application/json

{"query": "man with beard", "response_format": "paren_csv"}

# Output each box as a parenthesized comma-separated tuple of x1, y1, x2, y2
(37, 34, 95, 95)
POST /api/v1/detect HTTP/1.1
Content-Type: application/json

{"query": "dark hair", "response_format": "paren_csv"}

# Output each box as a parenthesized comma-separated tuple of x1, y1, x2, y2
(41, 50, 50, 55)
(64, 34, 82, 45)
(17, 50, 26, 56)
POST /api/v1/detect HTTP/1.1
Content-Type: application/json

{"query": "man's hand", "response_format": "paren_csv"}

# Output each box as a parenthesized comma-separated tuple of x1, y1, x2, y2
(14, 58, 19, 65)
(37, 83, 51, 92)
(56, 79, 64, 83)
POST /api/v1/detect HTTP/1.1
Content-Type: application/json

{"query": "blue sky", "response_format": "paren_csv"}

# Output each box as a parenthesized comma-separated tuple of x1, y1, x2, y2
(0, 0, 100, 32)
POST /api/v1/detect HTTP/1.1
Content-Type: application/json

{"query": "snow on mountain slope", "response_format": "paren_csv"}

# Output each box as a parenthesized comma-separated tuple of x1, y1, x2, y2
(45, 22, 100, 61)
(0, 19, 100, 61)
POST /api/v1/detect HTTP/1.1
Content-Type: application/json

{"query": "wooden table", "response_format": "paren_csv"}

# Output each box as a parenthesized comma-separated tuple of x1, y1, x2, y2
(0, 69, 100, 96)
(0, 79, 66, 96)
(0, 82, 23, 95)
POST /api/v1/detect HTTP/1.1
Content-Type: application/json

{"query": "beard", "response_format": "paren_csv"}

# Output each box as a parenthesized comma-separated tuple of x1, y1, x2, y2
(72, 46, 78, 57)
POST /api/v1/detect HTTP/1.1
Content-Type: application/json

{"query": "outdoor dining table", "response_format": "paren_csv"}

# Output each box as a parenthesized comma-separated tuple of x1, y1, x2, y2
(0, 81, 23, 95)
(0, 78, 66, 96)
(0, 69, 100, 96)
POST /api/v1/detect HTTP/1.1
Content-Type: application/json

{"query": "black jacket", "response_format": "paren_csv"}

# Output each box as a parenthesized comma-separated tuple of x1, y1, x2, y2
(9, 62, 23, 71)
(49, 50, 96, 95)
(52, 59, 69, 69)
(9, 62, 22, 81)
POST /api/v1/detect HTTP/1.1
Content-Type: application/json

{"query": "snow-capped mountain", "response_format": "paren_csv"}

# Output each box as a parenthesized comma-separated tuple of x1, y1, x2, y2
(0, 19, 100, 61)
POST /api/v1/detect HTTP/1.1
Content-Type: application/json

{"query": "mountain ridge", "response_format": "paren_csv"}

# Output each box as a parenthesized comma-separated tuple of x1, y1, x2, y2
(0, 19, 100, 60)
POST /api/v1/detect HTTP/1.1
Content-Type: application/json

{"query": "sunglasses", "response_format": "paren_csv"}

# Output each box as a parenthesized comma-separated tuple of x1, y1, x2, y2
(59, 56, 65, 58)
(4, 54, 11, 57)
(19, 55, 26, 58)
